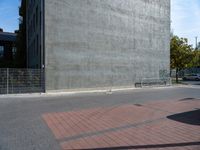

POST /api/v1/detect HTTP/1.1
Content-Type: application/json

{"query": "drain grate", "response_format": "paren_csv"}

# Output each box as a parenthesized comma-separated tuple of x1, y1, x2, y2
(134, 104, 143, 107)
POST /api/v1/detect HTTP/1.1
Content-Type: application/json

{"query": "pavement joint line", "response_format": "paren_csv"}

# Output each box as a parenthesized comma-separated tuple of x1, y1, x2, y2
(142, 105, 175, 114)
(90, 105, 122, 120)
(58, 117, 167, 143)
(57, 106, 123, 128)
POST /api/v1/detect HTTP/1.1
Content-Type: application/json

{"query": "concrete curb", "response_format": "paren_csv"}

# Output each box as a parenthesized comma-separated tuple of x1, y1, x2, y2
(0, 85, 185, 99)
(0, 86, 186, 99)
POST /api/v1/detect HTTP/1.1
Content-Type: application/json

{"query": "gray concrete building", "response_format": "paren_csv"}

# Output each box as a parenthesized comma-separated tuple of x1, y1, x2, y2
(26, 0, 171, 92)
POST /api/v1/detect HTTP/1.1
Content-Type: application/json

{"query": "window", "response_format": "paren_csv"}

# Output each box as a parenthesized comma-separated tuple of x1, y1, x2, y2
(0, 46, 4, 58)
(36, 6, 38, 26)
(33, 14, 36, 32)
(12, 47, 17, 58)
(36, 35, 39, 56)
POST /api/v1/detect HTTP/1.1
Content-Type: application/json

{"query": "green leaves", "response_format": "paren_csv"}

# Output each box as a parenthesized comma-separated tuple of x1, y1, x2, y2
(170, 35, 196, 83)
(170, 35, 194, 70)
(190, 50, 200, 67)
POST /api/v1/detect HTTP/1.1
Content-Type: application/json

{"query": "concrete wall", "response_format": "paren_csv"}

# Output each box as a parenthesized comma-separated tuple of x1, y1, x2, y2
(44, 0, 170, 91)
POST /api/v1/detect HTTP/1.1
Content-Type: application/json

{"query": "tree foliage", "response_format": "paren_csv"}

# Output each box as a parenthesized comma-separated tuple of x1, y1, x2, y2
(170, 36, 193, 70)
(170, 35, 194, 83)
(190, 50, 200, 67)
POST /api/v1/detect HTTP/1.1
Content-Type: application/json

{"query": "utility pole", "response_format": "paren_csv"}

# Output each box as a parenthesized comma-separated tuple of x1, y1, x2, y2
(195, 36, 198, 49)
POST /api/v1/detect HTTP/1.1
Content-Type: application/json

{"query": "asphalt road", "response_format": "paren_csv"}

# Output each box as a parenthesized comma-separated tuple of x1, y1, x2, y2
(0, 85, 200, 150)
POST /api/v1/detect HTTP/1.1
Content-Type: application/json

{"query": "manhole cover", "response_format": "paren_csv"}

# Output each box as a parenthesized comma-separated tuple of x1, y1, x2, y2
(134, 104, 143, 107)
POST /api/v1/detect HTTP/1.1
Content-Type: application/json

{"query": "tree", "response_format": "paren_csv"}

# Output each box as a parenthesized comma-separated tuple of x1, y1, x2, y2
(170, 35, 193, 83)
(189, 50, 200, 68)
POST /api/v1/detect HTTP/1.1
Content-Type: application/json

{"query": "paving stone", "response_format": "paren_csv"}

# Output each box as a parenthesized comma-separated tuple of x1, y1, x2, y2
(43, 100, 200, 150)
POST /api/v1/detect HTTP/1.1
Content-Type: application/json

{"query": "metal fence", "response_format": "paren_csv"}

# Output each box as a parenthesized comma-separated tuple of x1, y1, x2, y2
(0, 68, 171, 94)
(171, 68, 200, 78)
(140, 78, 171, 87)
(0, 68, 44, 94)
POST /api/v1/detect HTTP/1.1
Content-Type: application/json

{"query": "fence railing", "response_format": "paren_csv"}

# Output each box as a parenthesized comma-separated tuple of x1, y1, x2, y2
(135, 78, 171, 88)
(0, 68, 44, 94)
(0, 68, 171, 94)
(171, 68, 200, 78)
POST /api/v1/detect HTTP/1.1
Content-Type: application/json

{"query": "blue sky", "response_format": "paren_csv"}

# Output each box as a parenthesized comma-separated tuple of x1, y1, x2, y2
(171, 0, 200, 47)
(0, 0, 199, 46)
(0, 0, 20, 32)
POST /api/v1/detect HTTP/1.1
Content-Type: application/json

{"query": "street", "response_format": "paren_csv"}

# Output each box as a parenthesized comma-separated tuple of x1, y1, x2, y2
(0, 86, 200, 150)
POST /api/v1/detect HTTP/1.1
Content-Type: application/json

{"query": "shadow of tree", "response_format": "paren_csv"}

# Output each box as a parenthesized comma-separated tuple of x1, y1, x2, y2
(167, 109, 200, 125)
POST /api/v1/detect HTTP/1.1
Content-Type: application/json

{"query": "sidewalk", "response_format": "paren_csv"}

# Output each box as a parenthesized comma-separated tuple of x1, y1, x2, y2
(43, 98, 200, 150)
(0, 84, 196, 100)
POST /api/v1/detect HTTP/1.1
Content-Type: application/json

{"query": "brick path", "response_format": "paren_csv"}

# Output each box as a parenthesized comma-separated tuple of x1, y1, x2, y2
(42, 99, 200, 150)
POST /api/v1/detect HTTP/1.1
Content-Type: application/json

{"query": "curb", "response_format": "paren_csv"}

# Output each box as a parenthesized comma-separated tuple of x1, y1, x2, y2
(0, 85, 195, 99)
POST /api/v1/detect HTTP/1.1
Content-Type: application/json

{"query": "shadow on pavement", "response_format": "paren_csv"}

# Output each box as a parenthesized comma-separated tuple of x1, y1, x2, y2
(179, 98, 196, 101)
(167, 109, 200, 126)
(77, 141, 200, 150)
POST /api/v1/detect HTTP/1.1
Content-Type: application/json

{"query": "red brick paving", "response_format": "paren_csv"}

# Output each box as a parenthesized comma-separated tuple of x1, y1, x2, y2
(42, 99, 200, 150)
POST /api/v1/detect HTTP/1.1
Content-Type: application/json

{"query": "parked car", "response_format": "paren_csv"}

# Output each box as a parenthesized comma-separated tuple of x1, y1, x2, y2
(183, 74, 200, 81)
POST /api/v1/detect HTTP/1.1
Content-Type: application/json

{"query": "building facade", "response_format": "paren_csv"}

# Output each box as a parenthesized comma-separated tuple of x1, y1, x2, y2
(26, 0, 171, 92)
(0, 29, 17, 67)
(26, 0, 44, 68)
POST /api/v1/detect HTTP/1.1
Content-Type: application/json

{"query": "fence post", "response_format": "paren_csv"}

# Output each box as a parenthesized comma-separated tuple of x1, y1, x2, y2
(6, 68, 9, 94)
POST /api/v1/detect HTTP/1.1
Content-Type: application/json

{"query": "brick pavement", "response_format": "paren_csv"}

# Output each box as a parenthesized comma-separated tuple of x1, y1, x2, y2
(42, 99, 200, 150)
